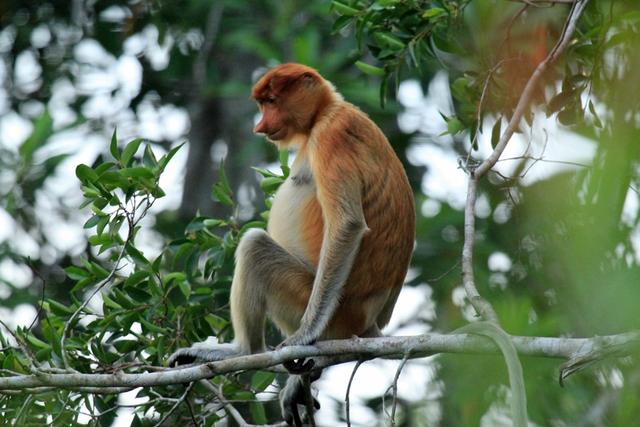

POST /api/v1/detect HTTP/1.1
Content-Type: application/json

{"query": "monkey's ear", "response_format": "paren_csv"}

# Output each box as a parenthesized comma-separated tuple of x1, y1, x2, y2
(301, 72, 316, 88)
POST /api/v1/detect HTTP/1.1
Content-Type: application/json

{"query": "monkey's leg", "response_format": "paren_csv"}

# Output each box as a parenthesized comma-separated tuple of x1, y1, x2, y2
(168, 228, 313, 365)
(280, 369, 323, 426)
(231, 228, 314, 351)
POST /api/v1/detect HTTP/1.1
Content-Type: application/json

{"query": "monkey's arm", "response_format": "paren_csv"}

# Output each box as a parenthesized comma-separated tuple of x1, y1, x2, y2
(281, 140, 368, 347)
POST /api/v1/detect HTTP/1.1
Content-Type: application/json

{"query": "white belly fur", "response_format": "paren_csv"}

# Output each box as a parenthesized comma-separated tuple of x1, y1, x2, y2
(267, 169, 316, 263)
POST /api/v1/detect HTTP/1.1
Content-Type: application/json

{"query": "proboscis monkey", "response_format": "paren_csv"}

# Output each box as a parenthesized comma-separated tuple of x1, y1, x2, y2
(169, 63, 415, 425)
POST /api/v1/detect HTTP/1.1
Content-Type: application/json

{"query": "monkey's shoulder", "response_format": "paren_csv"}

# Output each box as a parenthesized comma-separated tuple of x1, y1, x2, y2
(312, 102, 388, 153)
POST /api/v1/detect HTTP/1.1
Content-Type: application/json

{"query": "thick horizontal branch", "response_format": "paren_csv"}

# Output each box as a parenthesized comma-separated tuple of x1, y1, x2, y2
(1, 331, 638, 392)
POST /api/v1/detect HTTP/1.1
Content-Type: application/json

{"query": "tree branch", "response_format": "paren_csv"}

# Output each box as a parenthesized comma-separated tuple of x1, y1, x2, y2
(0, 330, 637, 392)
(461, 0, 590, 321)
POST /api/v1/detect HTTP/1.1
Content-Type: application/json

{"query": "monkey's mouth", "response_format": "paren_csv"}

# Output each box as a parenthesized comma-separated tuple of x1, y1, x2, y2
(267, 128, 287, 141)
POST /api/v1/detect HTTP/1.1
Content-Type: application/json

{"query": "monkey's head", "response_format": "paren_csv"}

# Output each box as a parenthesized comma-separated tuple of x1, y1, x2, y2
(251, 63, 335, 145)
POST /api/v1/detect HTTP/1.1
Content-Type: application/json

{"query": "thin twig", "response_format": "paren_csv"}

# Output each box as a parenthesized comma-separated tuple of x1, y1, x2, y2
(46, 392, 71, 426)
(508, 0, 576, 4)
(468, 59, 511, 165)
(60, 242, 128, 370)
(61, 196, 155, 369)
(152, 381, 195, 427)
(0, 319, 39, 373)
(390, 353, 411, 427)
(345, 360, 364, 427)
(25, 258, 47, 333)
(201, 380, 286, 427)
(427, 260, 461, 282)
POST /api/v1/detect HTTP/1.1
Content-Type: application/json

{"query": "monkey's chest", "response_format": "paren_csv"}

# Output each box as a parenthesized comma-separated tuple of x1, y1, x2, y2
(267, 175, 323, 267)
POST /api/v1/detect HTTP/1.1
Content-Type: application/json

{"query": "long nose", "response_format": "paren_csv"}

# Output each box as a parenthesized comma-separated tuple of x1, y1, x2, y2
(253, 117, 267, 134)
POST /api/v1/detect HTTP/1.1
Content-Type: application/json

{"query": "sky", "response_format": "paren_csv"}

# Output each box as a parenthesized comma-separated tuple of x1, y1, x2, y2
(1, 23, 638, 426)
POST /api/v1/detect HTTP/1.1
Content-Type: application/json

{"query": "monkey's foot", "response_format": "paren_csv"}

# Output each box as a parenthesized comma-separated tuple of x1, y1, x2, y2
(167, 343, 240, 367)
(280, 375, 321, 427)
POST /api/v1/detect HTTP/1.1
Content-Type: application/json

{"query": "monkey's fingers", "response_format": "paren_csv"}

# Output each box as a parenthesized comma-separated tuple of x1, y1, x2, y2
(283, 358, 315, 374)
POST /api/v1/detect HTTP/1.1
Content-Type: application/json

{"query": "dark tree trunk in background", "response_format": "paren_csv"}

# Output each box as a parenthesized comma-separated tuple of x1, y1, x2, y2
(179, 58, 263, 221)
(177, 3, 264, 220)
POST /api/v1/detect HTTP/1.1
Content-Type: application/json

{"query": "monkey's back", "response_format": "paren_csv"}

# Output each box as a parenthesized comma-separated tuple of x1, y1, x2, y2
(310, 103, 416, 335)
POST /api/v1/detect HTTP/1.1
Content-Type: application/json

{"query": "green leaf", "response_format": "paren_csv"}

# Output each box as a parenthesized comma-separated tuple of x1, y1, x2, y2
(445, 117, 463, 135)
(102, 293, 122, 310)
(158, 143, 185, 172)
(71, 278, 94, 292)
(212, 183, 234, 206)
(125, 271, 149, 287)
(95, 162, 116, 176)
(46, 299, 75, 316)
(121, 138, 143, 166)
(25, 334, 51, 350)
(332, 1, 360, 16)
(110, 129, 120, 160)
(65, 266, 90, 281)
(112, 288, 136, 309)
(376, 0, 399, 7)
(212, 163, 234, 206)
(279, 149, 290, 177)
(126, 243, 150, 266)
(76, 164, 99, 183)
(113, 339, 139, 353)
(260, 177, 284, 193)
(251, 371, 276, 392)
(373, 32, 405, 51)
(165, 272, 187, 284)
(178, 281, 191, 298)
(204, 219, 224, 228)
(332, 15, 353, 33)
(143, 145, 158, 167)
(138, 317, 168, 334)
(250, 402, 268, 424)
(355, 61, 385, 77)
(204, 314, 228, 331)
(422, 7, 446, 19)
(588, 100, 602, 128)
(547, 89, 576, 115)
(96, 216, 109, 236)
(88, 262, 109, 280)
(240, 221, 265, 234)
(251, 167, 280, 178)
(84, 214, 103, 229)
(120, 167, 155, 179)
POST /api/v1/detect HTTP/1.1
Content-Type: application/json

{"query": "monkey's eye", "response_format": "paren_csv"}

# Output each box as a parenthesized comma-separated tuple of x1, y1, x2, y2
(263, 97, 276, 104)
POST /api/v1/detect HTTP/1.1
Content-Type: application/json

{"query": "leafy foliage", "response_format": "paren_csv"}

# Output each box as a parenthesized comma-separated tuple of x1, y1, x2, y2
(0, 134, 291, 424)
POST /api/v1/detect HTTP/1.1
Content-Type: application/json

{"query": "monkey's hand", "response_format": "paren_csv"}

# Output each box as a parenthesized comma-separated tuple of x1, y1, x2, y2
(277, 334, 317, 374)
(278, 331, 315, 349)
(167, 342, 240, 367)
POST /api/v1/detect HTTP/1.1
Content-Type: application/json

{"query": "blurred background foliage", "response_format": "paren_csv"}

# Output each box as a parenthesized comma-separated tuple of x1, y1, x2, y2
(0, 0, 639, 425)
